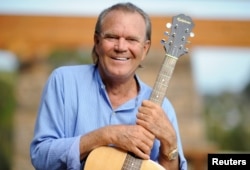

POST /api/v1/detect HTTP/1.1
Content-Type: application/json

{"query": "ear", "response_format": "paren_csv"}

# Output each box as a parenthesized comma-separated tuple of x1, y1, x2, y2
(141, 40, 151, 61)
(144, 40, 151, 53)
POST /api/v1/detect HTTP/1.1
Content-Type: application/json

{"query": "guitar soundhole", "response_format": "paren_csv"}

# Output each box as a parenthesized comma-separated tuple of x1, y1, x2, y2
(122, 153, 142, 170)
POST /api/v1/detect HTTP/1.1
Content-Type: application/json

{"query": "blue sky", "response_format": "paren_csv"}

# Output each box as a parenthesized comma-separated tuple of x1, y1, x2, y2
(0, 0, 250, 20)
(191, 47, 250, 95)
(0, 0, 250, 95)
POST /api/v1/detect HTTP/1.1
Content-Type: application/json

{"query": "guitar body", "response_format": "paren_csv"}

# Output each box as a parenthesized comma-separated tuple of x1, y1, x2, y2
(84, 146, 165, 170)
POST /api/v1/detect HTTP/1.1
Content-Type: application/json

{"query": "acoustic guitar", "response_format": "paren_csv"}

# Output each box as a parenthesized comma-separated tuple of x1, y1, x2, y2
(84, 14, 195, 170)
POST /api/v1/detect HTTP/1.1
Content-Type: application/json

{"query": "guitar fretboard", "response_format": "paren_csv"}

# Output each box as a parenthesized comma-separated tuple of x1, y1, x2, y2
(122, 154, 142, 170)
(149, 54, 178, 105)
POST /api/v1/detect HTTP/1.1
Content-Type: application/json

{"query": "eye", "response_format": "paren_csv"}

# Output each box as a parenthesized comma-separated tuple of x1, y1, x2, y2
(126, 37, 139, 43)
(107, 36, 117, 40)
(103, 34, 119, 42)
(127, 38, 136, 41)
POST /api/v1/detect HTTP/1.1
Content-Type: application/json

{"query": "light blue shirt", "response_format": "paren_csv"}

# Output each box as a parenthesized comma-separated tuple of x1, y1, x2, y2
(30, 64, 187, 170)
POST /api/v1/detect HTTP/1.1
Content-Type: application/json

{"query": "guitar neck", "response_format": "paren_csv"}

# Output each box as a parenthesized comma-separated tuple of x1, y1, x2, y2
(149, 54, 178, 105)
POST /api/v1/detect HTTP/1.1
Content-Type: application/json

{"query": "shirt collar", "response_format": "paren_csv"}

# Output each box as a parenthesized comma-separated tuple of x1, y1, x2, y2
(94, 66, 144, 111)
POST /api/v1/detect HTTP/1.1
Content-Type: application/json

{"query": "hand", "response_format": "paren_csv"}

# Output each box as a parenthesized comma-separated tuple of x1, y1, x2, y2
(110, 124, 155, 160)
(136, 100, 177, 148)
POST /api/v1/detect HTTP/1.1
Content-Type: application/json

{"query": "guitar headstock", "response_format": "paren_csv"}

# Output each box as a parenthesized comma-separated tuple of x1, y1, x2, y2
(161, 14, 195, 58)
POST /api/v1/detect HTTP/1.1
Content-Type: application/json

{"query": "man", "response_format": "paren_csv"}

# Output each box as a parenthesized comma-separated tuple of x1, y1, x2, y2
(30, 2, 187, 170)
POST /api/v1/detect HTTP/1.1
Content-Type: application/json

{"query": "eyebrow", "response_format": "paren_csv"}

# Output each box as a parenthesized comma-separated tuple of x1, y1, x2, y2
(102, 33, 118, 38)
(102, 32, 141, 41)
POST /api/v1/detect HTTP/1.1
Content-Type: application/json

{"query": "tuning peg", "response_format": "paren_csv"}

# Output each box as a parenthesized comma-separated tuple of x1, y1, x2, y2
(190, 32, 195, 37)
(164, 31, 170, 36)
(179, 45, 183, 50)
(184, 48, 189, 53)
(166, 23, 171, 28)
(161, 39, 167, 45)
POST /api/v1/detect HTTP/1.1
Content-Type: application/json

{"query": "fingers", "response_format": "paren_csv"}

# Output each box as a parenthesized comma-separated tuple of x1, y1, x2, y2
(136, 105, 156, 131)
(132, 126, 154, 159)
(141, 100, 158, 109)
(113, 125, 155, 160)
(136, 100, 172, 139)
(136, 112, 147, 121)
(132, 144, 150, 160)
(141, 126, 155, 144)
(141, 100, 163, 114)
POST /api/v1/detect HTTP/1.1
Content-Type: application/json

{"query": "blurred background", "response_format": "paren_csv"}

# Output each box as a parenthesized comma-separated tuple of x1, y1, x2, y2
(0, 0, 250, 169)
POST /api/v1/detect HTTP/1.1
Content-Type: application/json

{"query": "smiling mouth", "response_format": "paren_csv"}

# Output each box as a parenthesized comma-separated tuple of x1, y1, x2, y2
(111, 57, 130, 61)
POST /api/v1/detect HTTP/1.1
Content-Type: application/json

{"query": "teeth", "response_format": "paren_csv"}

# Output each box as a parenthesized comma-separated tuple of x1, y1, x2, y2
(115, 57, 128, 61)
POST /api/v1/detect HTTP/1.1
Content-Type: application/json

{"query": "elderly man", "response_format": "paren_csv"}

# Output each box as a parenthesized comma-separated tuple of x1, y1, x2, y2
(30, 2, 187, 170)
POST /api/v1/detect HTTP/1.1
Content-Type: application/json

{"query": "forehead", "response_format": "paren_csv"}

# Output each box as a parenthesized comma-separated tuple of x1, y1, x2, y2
(101, 10, 146, 38)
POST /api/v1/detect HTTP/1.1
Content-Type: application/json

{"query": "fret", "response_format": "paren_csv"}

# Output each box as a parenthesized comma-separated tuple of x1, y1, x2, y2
(150, 93, 165, 103)
(154, 80, 169, 92)
(150, 54, 177, 105)
(122, 154, 142, 170)
(157, 74, 171, 85)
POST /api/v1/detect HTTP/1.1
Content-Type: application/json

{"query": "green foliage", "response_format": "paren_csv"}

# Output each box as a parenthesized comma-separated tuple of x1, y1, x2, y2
(204, 82, 250, 151)
(47, 48, 92, 69)
(243, 82, 250, 99)
(0, 72, 16, 170)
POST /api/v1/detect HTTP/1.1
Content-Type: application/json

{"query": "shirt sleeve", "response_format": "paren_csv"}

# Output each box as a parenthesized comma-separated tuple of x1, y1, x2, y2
(162, 98, 188, 170)
(30, 69, 81, 170)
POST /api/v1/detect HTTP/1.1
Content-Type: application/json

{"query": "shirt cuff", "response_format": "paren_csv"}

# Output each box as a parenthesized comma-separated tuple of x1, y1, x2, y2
(66, 135, 81, 169)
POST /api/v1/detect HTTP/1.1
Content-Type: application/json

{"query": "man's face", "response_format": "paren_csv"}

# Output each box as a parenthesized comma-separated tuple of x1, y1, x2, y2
(95, 10, 150, 81)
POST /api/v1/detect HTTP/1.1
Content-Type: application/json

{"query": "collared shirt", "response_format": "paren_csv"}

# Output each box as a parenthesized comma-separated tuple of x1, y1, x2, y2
(30, 64, 187, 170)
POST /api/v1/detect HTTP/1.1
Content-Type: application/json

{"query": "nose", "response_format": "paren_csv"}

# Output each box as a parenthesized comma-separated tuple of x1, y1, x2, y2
(114, 37, 127, 52)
